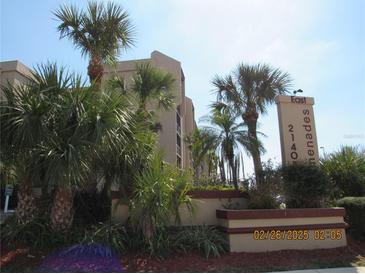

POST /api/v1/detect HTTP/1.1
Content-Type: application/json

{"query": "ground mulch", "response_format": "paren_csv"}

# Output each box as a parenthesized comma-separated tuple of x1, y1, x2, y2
(0, 245, 45, 272)
(1, 236, 364, 272)
(121, 237, 365, 272)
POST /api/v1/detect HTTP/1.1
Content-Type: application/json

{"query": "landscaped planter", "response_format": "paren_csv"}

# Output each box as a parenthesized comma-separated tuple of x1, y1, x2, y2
(110, 190, 249, 225)
(216, 208, 348, 252)
(178, 190, 249, 226)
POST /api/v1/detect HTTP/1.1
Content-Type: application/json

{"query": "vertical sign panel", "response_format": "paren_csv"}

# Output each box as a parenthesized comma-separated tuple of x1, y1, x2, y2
(275, 95, 319, 165)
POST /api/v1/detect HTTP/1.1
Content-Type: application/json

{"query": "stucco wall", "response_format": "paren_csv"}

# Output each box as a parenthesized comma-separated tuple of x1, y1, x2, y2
(178, 197, 248, 226)
(217, 208, 348, 252)
(111, 190, 249, 226)
(228, 229, 347, 252)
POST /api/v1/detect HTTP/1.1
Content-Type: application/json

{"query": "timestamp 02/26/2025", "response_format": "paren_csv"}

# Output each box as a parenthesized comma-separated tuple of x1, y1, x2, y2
(253, 229, 343, 241)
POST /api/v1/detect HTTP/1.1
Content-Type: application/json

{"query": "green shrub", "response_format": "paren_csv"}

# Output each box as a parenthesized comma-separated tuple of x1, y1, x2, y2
(246, 160, 282, 209)
(1, 215, 228, 258)
(321, 146, 365, 199)
(128, 225, 228, 258)
(281, 163, 331, 208)
(0, 216, 70, 251)
(247, 188, 279, 209)
(172, 226, 228, 258)
(77, 222, 129, 254)
(1, 216, 129, 254)
(130, 152, 193, 241)
(336, 197, 365, 239)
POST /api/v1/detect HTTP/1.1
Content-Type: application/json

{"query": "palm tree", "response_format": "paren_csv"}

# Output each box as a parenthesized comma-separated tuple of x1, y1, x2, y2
(131, 62, 175, 112)
(321, 146, 365, 198)
(202, 106, 264, 189)
(130, 152, 192, 242)
(0, 64, 71, 223)
(213, 63, 291, 185)
(185, 128, 218, 181)
(94, 78, 160, 201)
(54, 1, 135, 84)
(38, 81, 137, 231)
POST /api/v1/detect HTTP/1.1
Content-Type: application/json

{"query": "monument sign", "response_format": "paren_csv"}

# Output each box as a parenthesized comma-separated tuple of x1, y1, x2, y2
(275, 95, 319, 165)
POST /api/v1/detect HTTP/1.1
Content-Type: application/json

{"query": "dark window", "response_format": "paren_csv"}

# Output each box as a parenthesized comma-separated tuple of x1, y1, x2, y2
(177, 155, 182, 168)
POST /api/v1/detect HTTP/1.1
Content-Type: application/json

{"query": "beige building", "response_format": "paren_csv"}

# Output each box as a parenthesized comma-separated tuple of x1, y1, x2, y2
(0, 60, 33, 99)
(103, 51, 196, 169)
(0, 51, 197, 169)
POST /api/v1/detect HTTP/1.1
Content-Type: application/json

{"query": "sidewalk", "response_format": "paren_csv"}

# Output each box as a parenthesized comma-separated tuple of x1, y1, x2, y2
(278, 266, 365, 273)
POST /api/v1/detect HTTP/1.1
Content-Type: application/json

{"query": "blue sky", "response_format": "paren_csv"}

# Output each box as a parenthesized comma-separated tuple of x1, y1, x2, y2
(1, 0, 364, 176)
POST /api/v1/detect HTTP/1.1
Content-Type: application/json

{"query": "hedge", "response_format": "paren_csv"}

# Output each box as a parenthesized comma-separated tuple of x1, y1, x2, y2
(281, 163, 331, 208)
(336, 197, 365, 239)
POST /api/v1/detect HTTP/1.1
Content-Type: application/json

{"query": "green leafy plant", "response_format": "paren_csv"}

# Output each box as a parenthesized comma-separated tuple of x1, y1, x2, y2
(246, 160, 282, 209)
(77, 223, 129, 253)
(336, 197, 365, 239)
(129, 152, 193, 241)
(0, 216, 70, 251)
(173, 226, 228, 258)
(281, 163, 331, 208)
(1, 215, 131, 254)
(321, 146, 365, 199)
(184, 128, 219, 181)
(247, 188, 279, 209)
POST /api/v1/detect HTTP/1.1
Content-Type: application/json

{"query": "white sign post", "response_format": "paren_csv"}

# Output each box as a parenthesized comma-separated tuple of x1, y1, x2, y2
(275, 95, 319, 165)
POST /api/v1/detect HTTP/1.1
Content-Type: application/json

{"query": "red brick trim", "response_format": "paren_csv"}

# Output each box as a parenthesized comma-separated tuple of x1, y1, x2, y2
(187, 190, 249, 199)
(216, 208, 346, 219)
(220, 222, 349, 234)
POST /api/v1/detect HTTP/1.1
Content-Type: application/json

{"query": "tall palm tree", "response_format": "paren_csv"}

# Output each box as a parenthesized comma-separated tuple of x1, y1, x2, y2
(0, 64, 71, 223)
(202, 107, 264, 189)
(213, 63, 291, 185)
(54, 1, 135, 84)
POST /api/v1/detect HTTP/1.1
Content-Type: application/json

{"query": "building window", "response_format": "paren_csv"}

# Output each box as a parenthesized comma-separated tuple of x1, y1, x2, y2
(177, 134, 181, 156)
(177, 155, 182, 168)
(176, 111, 181, 134)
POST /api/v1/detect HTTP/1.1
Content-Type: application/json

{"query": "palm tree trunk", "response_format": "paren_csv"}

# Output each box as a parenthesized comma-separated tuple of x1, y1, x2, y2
(88, 53, 104, 85)
(15, 176, 36, 224)
(142, 214, 155, 242)
(229, 158, 238, 189)
(246, 117, 263, 186)
(219, 157, 226, 183)
(50, 185, 74, 232)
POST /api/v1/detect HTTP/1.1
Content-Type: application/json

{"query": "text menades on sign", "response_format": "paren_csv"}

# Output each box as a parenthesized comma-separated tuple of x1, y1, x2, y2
(275, 95, 319, 165)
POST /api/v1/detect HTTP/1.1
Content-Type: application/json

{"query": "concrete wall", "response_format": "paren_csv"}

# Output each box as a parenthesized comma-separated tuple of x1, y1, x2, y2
(217, 208, 348, 252)
(228, 229, 346, 252)
(111, 190, 249, 226)
(178, 197, 248, 226)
